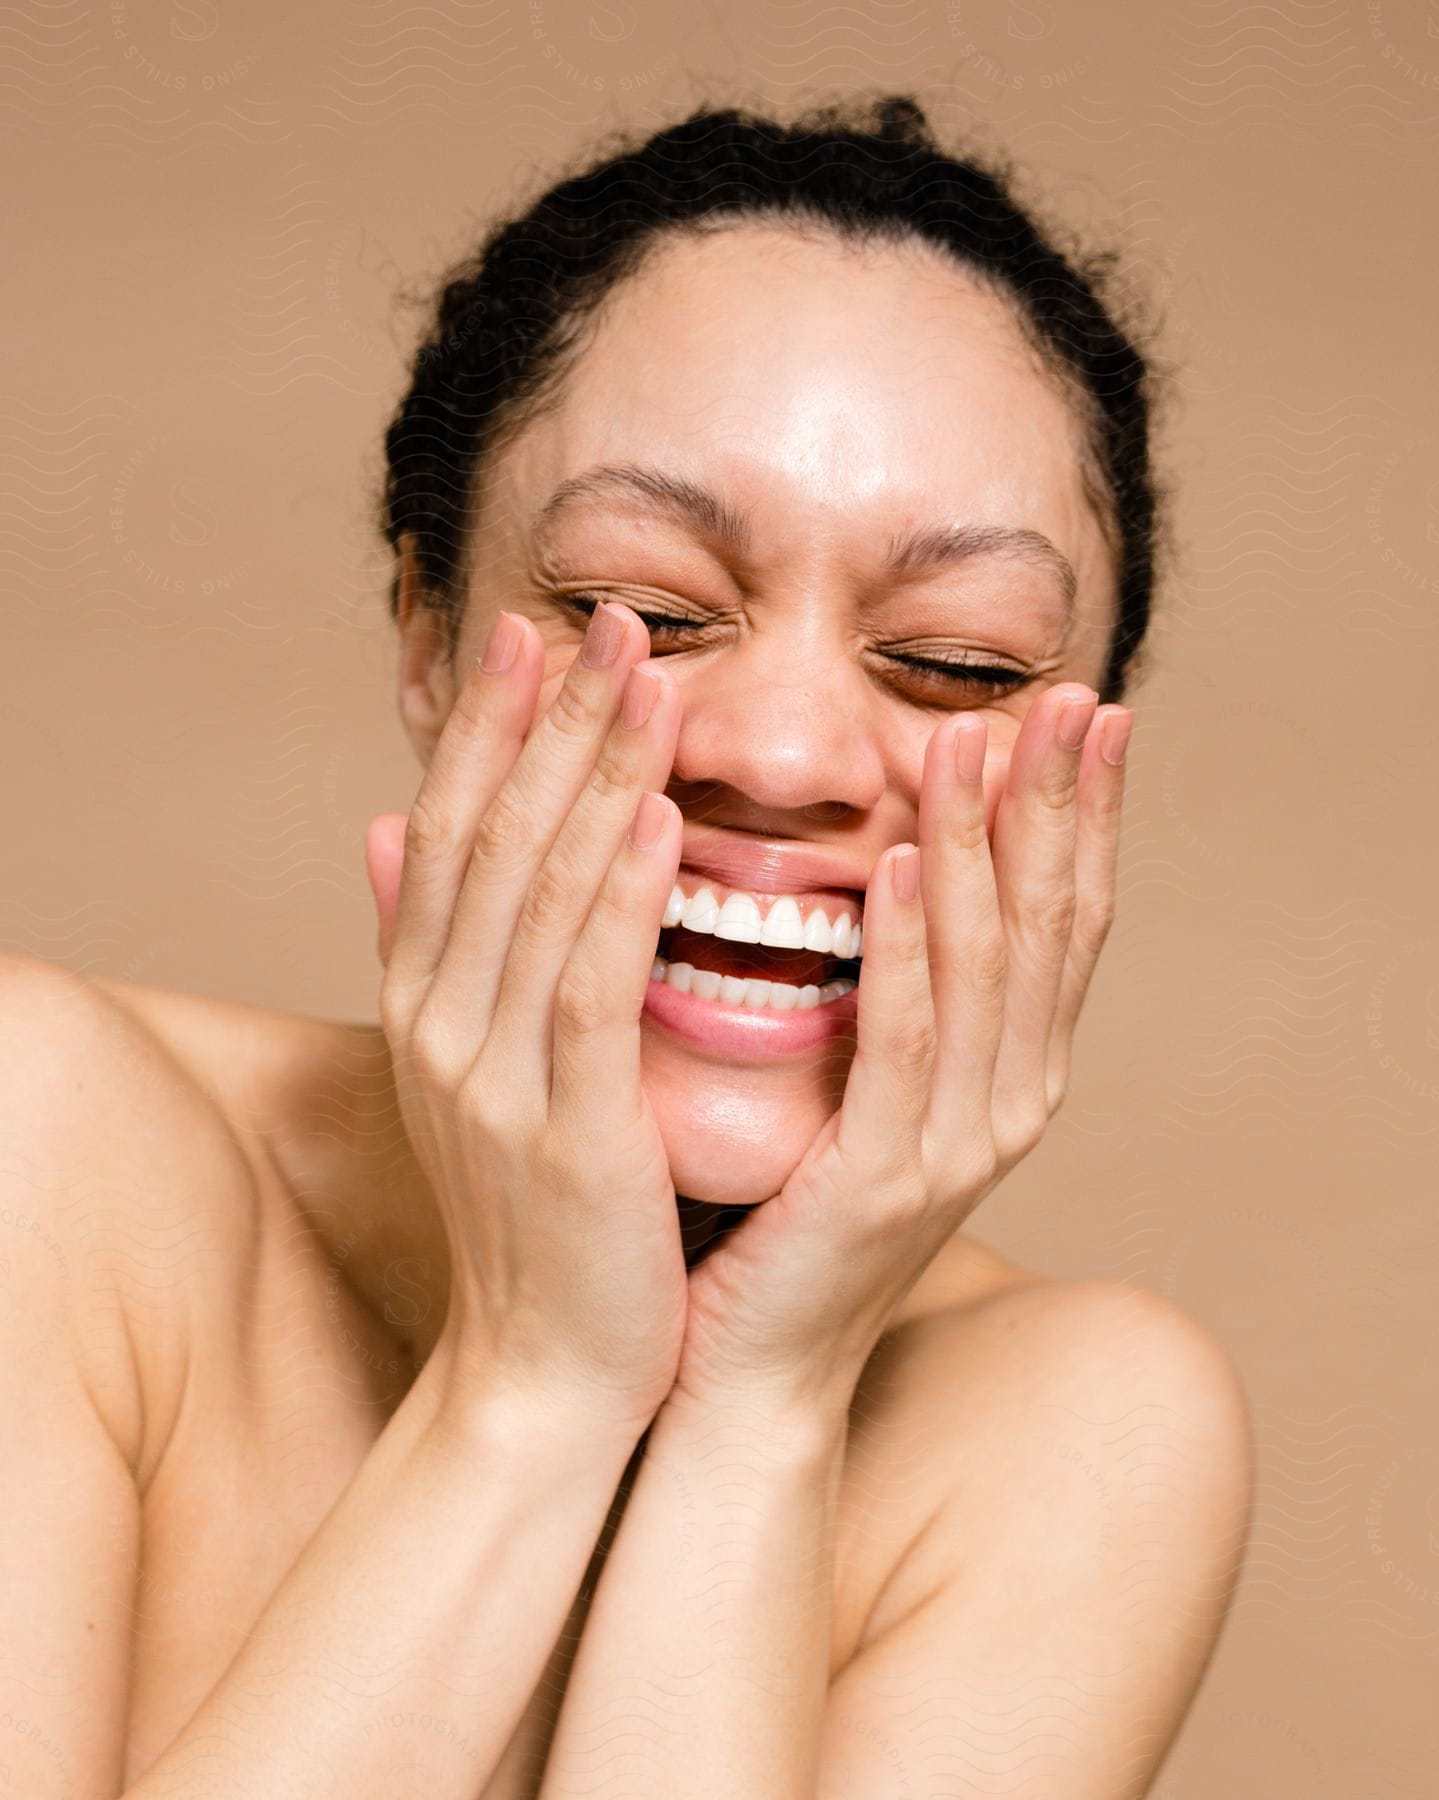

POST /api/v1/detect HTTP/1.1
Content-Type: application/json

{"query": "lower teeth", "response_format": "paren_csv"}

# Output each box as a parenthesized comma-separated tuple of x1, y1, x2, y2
(648, 957, 856, 1011)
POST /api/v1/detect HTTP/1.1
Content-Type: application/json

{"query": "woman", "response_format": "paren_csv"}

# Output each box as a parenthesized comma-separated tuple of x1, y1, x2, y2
(2, 96, 1251, 1797)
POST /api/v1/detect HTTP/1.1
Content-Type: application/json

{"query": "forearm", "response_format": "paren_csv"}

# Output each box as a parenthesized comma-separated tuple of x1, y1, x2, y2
(128, 1353, 640, 1800)
(535, 1388, 851, 1799)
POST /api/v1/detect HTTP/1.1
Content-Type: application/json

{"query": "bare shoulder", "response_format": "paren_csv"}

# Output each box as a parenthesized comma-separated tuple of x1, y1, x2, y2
(0, 953, 271, 1480)
(898, 1257, 1250, 1448)
(826, 1261, 1252, 1789)
(840, 1253, 1252, 1665)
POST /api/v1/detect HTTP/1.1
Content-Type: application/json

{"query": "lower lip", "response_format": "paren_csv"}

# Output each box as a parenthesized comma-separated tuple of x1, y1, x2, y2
(642, 973, 860, 1060)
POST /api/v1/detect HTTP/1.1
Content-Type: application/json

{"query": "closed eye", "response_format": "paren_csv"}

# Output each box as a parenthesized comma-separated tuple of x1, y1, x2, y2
(553, 593, 1031, 693)
(886, 654, 1029, 691)
(553, 592, 704, 641)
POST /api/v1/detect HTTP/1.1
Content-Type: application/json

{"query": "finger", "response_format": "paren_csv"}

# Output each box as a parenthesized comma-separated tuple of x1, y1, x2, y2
(384, 610, 545, 1008)
(490, 660, 682, 1068)
(549, 787, 682, 1122)
(363, 812, 409, 967)
(986, 682, 1096, 1157)
(1047, 704, 1132, 1108)
(917, 712, 1008, 1180)
(423, 600, 654, 1046)
(830, 839, 936, 1202)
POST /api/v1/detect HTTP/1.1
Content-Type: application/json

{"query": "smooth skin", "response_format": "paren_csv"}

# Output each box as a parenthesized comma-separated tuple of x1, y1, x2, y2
(0, 222, 1251, 1798)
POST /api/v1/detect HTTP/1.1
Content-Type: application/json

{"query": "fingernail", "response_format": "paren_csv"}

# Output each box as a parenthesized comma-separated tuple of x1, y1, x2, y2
(621, 663, 661, 730)
(1099, 709, 1134, 767)
(891, 845, 920, 903)
(479, 610, 523, 674)
(580, 600, 625, 669)
(1057, 692, 1097, 752)
(953, 713, 987, 784)
(628, 790, 668, 851)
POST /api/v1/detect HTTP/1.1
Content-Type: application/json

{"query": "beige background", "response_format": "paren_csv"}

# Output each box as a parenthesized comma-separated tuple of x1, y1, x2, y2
(4, 0, 1437, 1790)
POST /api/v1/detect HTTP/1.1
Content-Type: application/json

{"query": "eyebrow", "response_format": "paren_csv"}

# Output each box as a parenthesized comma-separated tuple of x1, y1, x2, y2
(533, 462, 1077, 607)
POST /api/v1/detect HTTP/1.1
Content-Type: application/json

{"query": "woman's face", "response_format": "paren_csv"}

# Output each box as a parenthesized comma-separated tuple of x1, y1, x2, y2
(403, 222, 1119, 1208)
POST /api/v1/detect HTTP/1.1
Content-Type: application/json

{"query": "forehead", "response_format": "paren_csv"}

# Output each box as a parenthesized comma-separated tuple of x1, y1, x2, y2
(482, 223, 1112, 600)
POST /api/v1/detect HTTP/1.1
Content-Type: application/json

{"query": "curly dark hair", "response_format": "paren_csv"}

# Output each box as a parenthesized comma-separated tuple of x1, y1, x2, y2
(379, 93, 1168, 703)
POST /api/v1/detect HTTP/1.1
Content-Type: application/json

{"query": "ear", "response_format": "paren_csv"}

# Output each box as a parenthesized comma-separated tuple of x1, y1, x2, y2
(394, 532, 457, 766)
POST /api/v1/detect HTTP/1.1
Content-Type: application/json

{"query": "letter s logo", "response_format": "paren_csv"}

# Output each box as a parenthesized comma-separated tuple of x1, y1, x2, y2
(384, 1256, 433, 1328)
(171, 0, 219, 43)
(169, 478, 218, 547)
(1007, 0, 1054, 40)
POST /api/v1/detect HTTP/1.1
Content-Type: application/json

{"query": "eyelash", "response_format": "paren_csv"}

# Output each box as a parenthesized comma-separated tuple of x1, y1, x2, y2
(554, 594, 1029, 693)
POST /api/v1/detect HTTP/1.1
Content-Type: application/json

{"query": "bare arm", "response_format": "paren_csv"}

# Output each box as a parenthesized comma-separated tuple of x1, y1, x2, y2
(0, 955, 640, 1800)
(534, 1388, 848, 1800)
(126, 1358, 640, 1799)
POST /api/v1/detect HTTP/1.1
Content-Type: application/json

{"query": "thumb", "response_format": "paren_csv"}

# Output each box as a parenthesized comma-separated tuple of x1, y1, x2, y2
(363, 812, 409, 968)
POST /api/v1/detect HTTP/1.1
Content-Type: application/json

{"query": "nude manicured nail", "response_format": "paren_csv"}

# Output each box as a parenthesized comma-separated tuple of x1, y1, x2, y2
(621, 664, 661, 730)
(1057, 693, 1096, 751)
(628, 791, 668, 851)
(891, 845, 920, 903)
(580, 601, 625, 669)
(480, 611, 522, 674)
(1099, 709, 1134, 766)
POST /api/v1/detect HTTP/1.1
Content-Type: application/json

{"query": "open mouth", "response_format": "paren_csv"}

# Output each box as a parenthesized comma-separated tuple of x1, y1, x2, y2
(647, 867, 867, 1013)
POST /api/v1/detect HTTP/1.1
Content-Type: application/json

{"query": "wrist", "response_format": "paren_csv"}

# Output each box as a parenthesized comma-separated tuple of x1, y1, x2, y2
(411, 1334, 654, 1467)
(658, 1374, 855, 1467)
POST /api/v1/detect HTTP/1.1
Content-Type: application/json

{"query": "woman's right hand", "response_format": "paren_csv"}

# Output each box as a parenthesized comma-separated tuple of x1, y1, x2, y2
(363, 600, 688, 1437)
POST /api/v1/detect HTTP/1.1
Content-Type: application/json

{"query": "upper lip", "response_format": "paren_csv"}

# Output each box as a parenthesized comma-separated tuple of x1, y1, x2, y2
(677, 829, 872, 898)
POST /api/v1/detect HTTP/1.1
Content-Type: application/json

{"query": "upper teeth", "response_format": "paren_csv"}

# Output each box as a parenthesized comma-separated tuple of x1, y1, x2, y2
(660, 886, 863, 959)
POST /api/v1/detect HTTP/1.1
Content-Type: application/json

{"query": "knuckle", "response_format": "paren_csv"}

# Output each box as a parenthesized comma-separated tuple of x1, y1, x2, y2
(1030, 767, 1080, 816)
(403, 794, 456, 864)
(871, 1183, 929, 1232)
(553, 964, 610, 1039)
(406, 1012, 468, 1089)
(547, 674, 603, 740)
(1015, 885, 1077, 949)
(967, 935, 1010, 998)
(458, 1053, 534, 1137)
(948, 812, 990, 855)
(968, 1150, 1002, 1193)
(1071, 896, 1115, 958)
(587, 746, 637, 808)
(470, 786, 533, 872)
(927, 1128, 998, 1198)
(886, 918, 932, 982)
(991, 1107, 1045, 1168)
(856, 1150, 928, 1226)
(585, 874, 635, 948)
(378, 972, 418, 1044)
(961, 1141, 1001, 1192)
(887, 1021, 936, 1084)
(520, 852, 579, 939)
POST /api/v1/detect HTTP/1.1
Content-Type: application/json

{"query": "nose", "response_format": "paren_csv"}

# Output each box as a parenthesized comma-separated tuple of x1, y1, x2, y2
(664, 637, 889, 823)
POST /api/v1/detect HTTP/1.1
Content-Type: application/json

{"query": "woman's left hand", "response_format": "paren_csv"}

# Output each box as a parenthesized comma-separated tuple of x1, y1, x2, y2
(673, 682, 1134, 1419)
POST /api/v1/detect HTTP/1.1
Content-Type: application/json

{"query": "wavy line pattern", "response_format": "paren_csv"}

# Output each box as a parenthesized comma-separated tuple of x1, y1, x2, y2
(3, 1, 1437, 1794)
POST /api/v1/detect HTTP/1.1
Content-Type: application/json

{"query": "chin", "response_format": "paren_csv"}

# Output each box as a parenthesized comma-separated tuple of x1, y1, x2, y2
(644, 1043, 846, 1208)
